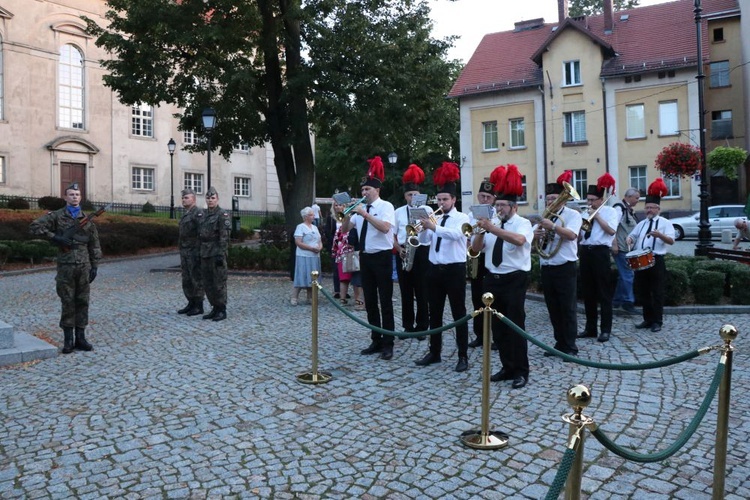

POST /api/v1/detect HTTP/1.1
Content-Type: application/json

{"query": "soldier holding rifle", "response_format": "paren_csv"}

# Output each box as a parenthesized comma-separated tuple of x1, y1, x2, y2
(30, 183, 102, 354)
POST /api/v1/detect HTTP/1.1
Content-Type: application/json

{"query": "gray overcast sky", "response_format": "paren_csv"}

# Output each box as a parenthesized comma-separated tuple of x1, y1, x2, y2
(428, 0, 670, 63)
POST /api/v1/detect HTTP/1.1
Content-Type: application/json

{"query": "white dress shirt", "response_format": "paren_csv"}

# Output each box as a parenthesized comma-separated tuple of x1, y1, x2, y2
(539, 206, 582, 266)
(580, 205, 618, 247)
(419, 207, 470, 264)
(628, 215, 675, 255)
(481, 214, 533, 274)
(350, 197, 395, 253)
(394, 204, 433, 246)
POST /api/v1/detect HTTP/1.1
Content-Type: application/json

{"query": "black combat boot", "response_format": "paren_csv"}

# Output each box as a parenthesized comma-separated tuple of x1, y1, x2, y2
(202, 308, 218, 320)
(62, 328, 74, 354)
(177, 301, 192, 314)
(74, 327, 93, 351)
(186, 299, 204, 317)
(212, 307, 227, 322)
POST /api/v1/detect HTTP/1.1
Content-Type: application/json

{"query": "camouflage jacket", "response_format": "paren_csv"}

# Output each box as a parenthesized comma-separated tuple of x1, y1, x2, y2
(198, 206, 230, 258)
(29, 207, 102, 266)
(179, 205, 203, 253)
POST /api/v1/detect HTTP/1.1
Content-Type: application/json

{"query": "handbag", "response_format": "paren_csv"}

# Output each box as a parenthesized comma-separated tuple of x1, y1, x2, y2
(342, 251, 360, 273)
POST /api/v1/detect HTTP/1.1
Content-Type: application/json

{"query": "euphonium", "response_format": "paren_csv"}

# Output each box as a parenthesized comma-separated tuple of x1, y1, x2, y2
(335, 196, 367, 222)
(580, 192, 613, 233)
(534, 181, 581, 259)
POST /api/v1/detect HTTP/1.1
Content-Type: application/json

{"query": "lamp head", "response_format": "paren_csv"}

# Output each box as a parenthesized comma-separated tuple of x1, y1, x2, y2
(202, 107, 217, 132)
(167, 138, 176, 154)
(387, 152, 398, 165)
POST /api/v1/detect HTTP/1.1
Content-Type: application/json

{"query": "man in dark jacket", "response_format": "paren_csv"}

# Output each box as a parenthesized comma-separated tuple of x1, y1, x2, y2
(199, 187, 230, 321)
(177, 188, 205, 316)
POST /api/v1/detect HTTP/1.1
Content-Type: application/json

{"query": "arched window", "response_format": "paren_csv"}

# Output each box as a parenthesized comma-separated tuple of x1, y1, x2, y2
(59, 44, 84, 129)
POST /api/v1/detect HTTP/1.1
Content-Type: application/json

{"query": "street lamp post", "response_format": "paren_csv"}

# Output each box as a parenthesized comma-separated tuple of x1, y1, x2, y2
(168, 138, 176, 219)
(694, 0, 712, 256)
(388, 152, 398, 190)
(202, 107, 217, 191)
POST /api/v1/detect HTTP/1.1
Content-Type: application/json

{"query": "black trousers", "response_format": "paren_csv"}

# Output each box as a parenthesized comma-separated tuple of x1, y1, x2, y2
(395, 246, 430, 332)
(579, 245, 613, 334)
(428, 262, 469, 357)
(484, 271, 530, 378)
(360, 250, 395, 347)
(634, 254, 666, 326)
(541, 260, 578, 355)
(469, 254, 487, 338)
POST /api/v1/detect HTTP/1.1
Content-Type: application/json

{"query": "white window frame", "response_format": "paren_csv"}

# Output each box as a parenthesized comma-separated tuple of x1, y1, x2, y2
(234, 176, 251, 198)
(563, 111, 586, 143)
(131, 103, 154, 137)
(519, 175, 528, 204)
(709, 60, 730, 88)
(664, 175, 681, 198)
(184, 172, 204, 195)
(59, 44, 85, 130)
(563, 60, 581, 87)
(234, 142, 250, 153)
(571, 169, 587, 197)
(183, 130, 196, 145)
(0, 155, 6, 184)
(131, 166, 154, 191)
(626, 104, 646, 139)
(658, 101, 679, 136)
(509, 118, 525, 149)
(629, 166, 648, 198)
(482, 121, 498, 151)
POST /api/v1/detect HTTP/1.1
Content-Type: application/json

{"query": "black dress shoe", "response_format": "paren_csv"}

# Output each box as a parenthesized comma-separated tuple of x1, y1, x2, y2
(651, 324, 662, 332)
(597, 332, 610, 342)
(490, 369, 513, 382)
(455, 357, 468, 372)
(577, 330, 597, 338)
(177, 303, 191, 314)
(467, 337, 482, 348)
(512, 376, 528, 389)
(202, 308, 217, 320)
(360, 343, 383, 355)
(212, 310, 227, 322)
(380, 348, 393, 360)
(415, 352, 441, 366)
(635, 321, 651, 329)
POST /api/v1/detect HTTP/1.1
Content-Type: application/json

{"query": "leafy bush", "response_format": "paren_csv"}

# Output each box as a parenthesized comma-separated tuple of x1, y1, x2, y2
(142, 201, 156, 213)
(695, 260, 743, 296)
(38, 196, 66, 210)
(665, 268, 690, 306)
(691, 270, 724, 305)
(730, 266, 750, 305)
(0, 239, 56, 265)
(228, 245, 290, 271)
(7, 197, 30, 210)
(0, 243, 10, 269)
(259, 214, 289, 249)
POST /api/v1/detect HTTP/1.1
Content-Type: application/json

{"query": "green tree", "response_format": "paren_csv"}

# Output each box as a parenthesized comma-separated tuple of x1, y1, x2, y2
(85, 0, 457, 223)
(569, 0, 640, 17)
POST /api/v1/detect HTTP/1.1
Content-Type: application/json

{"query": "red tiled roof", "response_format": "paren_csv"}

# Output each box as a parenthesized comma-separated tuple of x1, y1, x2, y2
(449, 0, 739, 99)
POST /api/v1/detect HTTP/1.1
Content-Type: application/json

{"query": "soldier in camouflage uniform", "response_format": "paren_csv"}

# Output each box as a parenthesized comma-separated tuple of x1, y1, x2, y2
(177, 188, 205, 316)
(30, 183, 102, 354)
(199, 186, 230, 321)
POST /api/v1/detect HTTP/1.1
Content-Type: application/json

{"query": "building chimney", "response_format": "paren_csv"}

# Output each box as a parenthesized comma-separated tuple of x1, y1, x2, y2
(558, 0, 569, 24)
(604, 0, 614, 32)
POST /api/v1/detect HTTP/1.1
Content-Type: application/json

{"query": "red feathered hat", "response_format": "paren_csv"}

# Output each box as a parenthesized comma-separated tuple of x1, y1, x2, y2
(434, 161, 460, 196)
(499, 164, 524, 201)
(488, 165, 507, 195)
(646, 178, 668, 205)
(587, 172, 616, 198)
(362, 156, 385, 188)
(547, 170, 573, 195)
(402, 164, 425, 192)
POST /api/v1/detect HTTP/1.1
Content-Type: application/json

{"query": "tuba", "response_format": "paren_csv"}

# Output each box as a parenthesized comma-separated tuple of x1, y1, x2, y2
(534, 181, 580, 258)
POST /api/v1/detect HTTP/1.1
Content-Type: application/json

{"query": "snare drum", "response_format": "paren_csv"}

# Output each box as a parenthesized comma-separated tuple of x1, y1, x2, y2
(625, 249, 655, 271)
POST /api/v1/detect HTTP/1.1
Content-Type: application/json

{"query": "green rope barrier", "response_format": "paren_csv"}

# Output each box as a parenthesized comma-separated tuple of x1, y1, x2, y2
(544, 448, 576, 500)
(590, 359, 726, 463)
(318, 285, 473, 338)
(494, 312, 702, 370)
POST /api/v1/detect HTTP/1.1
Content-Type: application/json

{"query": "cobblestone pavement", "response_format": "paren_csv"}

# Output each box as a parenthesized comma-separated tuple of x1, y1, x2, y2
(1, 253, 749, 499)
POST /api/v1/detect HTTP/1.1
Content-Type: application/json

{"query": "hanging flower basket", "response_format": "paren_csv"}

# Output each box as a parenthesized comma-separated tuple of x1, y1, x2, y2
(706, 146, 748, 181)
(654, 142, 702, 178)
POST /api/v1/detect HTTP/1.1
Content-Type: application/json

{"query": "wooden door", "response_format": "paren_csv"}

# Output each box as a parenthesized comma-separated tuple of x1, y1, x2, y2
(60, 162, 86, 200)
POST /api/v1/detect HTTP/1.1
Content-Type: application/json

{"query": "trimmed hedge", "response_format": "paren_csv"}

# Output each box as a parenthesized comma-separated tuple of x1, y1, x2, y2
(730, 265, 750, 304)
(665, 268, 690, 306)
(691, 270, 725, 305)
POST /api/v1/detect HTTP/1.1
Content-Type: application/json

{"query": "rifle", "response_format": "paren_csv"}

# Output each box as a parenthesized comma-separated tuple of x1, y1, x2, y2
(57, 204, 111, 253)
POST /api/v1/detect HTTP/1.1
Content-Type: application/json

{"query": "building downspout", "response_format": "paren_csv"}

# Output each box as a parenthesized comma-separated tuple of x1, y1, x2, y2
(539, 85, 549, 190)
(601, 77, 610, 173)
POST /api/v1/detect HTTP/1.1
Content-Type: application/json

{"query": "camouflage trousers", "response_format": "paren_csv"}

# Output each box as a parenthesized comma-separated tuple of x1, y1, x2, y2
(180, 251, 204, 301)
(56, 263, 91, 328)
(201, 257, 227, 308)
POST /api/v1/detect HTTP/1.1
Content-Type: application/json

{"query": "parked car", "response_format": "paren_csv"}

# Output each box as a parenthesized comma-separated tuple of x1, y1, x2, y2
(669, 205, 747, 240)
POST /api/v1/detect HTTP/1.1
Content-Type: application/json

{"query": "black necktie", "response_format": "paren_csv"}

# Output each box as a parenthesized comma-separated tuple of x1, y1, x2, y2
(434, 214, 449, 252)
(492, 221, 505, 266)
(642, 218, 654, 249)
(359, 205, 372, 252)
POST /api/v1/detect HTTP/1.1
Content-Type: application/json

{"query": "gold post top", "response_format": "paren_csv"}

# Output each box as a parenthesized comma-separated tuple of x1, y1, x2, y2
(481, 292, 494, 307)
(311, 270, 319, 280)
(719, 324, 738, 344)
(567, 385, 591, 415)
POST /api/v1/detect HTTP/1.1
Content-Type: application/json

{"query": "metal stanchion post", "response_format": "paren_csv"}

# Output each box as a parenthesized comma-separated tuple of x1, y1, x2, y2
(296, 271, 332, 384)
(562, 385, 593, 500)
(712, 324, 737, 499)
(460, 293, 509, 449)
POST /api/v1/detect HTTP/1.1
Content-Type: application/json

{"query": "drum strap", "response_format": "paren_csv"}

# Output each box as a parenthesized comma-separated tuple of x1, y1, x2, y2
(640, 218, 659, 250)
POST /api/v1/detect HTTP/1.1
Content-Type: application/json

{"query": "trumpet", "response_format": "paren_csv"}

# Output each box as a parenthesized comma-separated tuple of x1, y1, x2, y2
(405, 208, 444, 238)
(580, 192, 613, 233)
(461, 213, 500, 238)
(335, 196, 367, 222)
